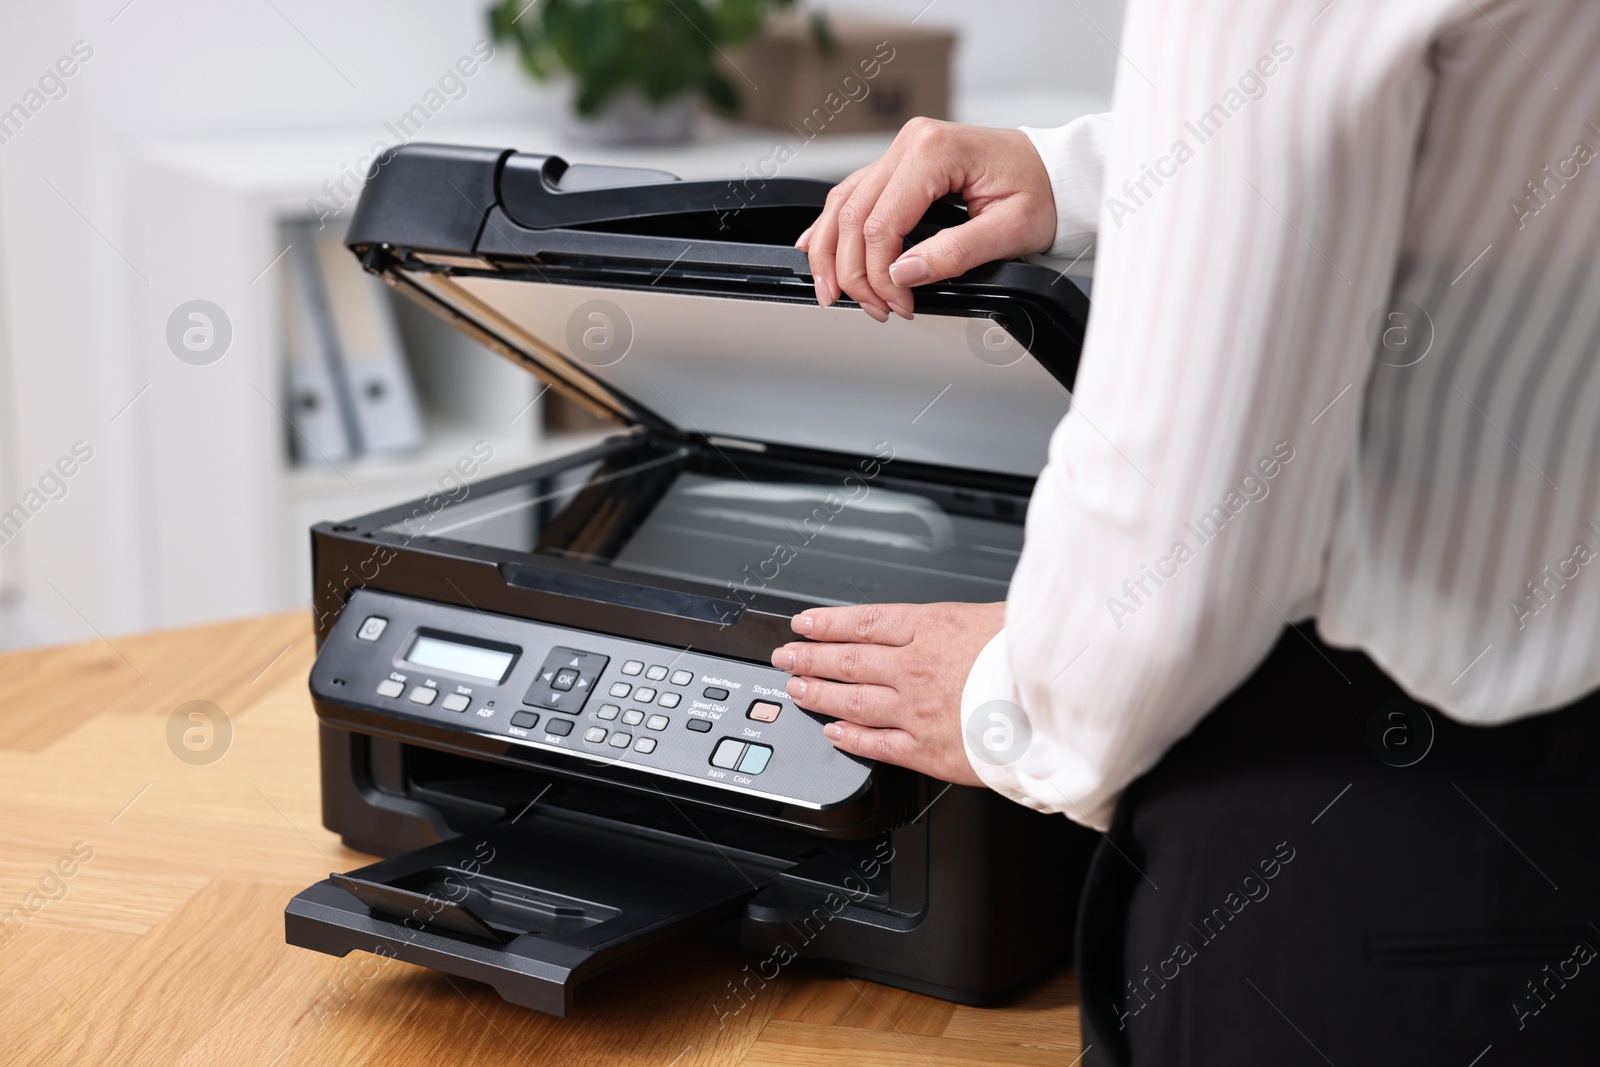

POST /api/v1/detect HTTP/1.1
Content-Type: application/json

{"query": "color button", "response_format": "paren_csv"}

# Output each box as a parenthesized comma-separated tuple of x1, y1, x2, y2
(747, 700, 781, 723)
(737, 744, 772, 775)
(711, 738, 746, 769)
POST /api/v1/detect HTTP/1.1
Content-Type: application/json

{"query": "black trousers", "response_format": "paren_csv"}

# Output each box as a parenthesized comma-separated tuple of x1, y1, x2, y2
(1077, 623, 1600, 1067)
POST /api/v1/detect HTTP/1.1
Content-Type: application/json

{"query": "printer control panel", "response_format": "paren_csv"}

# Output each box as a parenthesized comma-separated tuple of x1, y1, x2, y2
(311, 589, 873, 811)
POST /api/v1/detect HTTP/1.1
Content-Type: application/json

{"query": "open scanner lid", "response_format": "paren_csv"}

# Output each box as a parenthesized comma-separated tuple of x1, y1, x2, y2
(346, 144, 1088, 477)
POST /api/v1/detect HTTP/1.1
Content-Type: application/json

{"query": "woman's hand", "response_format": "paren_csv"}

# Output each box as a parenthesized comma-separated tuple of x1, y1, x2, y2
(770, 601, 1006, 786)
(798, 119, 1057, 321)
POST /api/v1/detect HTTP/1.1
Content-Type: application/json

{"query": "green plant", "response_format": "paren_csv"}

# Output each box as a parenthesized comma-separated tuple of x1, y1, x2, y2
(489, 0, 831, 117)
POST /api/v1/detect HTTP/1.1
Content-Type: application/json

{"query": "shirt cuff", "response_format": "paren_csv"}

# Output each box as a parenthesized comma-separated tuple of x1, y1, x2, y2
(960, 627, 1117, 830)
(1019, 113, 1110, 261)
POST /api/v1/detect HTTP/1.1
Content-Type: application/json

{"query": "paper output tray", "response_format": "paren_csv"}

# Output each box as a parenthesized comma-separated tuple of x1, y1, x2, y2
(285, 808, 782, 1016)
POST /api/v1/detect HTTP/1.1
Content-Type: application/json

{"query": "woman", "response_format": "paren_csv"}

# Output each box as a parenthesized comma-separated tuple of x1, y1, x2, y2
(771, 1, 1600, 1062)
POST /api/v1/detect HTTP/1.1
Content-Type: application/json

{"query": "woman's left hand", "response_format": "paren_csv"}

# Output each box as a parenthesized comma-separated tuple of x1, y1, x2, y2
(770, 601, 1005, 787)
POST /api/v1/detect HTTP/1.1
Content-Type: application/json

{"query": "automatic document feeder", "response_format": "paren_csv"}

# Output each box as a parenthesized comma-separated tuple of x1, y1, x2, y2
(284, 144, 1097, 1015)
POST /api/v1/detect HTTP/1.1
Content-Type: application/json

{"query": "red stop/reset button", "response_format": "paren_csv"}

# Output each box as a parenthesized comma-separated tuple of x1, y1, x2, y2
(747, 700, 781, 723)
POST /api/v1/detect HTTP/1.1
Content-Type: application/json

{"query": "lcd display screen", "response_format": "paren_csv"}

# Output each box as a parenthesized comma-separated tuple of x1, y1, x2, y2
(405, 635, 515, 682)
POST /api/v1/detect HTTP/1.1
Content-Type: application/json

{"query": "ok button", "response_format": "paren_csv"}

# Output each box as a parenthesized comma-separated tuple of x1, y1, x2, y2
(552, 668, 579, 692)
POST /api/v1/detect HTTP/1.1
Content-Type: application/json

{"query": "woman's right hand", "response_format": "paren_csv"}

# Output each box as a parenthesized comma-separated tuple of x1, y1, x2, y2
(798, 118, 1058, 321)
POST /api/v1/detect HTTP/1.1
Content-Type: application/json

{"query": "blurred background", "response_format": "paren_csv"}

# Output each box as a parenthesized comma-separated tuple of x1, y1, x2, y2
(0, 0, 1122, 651)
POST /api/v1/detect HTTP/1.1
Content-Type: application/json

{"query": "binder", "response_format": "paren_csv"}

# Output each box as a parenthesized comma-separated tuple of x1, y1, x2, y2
(282, 222, 356, 464)
(312, 226, 424, 457)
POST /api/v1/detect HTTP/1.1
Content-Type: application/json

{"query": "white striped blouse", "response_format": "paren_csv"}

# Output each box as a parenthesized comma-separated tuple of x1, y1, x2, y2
(961, 0, 1600, 827)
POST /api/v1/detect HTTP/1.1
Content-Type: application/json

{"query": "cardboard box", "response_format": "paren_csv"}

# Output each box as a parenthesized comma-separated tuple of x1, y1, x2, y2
(728, 16, 956, 137)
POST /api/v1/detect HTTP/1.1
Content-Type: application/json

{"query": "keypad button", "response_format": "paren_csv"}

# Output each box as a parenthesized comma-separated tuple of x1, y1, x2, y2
(645, 665, 668, 681)
(357, 616, 388, 641)
(737, 744, 773, 775)
(552, 668, 579, 692)
(596, 704, 620, 721)
(408, 686, 438, 706)
(646, 714, 669, 731)
(658, 693, 681, 709)
(608, 732, 632, 748)
(670, 670, 693, 686)
(747, 700, 781, 723)
(544, 718, 574, 737)
(634, 687, 657, 704)
(609, 682, 631, 698)
(511, 710, 539, 729)
(441, 693, 471, 713)
(711, 738, 746, 769)
(704, 687, 730, 701)
(621, 709, 644, 726)
(583, 727, 607, 743)
(687, 718, 713, 733)
(633, 737, 657, 754)
(621, 660, 644, 676)
(376, 679, 404, 699)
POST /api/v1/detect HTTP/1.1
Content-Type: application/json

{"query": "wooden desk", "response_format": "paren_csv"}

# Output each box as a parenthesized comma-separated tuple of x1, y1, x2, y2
(0, 613, 1082, 1066)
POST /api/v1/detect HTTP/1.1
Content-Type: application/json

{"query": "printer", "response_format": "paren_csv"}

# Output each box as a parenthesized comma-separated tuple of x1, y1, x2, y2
(284, 144, 1097, 1016)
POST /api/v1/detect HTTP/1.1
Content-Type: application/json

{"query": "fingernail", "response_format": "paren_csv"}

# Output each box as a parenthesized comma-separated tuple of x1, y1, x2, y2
(771, 648, 796, 671)
(813, 278, 828, 306)
(887, 301, 913, 320)
(864, 304, 889, 323)
(788, 677, 808, 699)
(793, 613, 813, 635)
(889, 254, 932, 287)
(824, 722, 844, 741)
(795, 225, 814, 249)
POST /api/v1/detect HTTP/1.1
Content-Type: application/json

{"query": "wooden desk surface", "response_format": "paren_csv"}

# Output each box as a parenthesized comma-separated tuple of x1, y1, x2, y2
(0, 612, 1081, 1066)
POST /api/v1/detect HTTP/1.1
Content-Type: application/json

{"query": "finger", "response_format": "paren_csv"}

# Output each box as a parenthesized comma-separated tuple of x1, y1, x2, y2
(792, 604, 913, 646)
(834, 170, 897, 322)
(821, 719, 919, 767)
(807, 166, 869, 308)
(861, 162, 961, 315)
(795, 223, 814, 251)
(771, 640, 897, 684)
(888, 205, 1041, 289)
(787, 676, 901, 726)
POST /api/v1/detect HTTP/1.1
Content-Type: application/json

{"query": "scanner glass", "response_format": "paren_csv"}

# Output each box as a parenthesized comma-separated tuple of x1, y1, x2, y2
(389, 445, 1026, 606)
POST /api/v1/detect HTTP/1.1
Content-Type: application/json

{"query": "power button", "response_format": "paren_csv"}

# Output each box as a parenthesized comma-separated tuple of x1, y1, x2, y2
(357, 616, 388, 641)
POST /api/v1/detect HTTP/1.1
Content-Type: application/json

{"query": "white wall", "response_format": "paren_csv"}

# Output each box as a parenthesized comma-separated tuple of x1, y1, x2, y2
(0, 0, 1123, 648)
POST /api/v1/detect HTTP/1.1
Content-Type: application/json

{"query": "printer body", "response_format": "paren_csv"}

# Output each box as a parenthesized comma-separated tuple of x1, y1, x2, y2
(285, 144, 1096, 1016)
